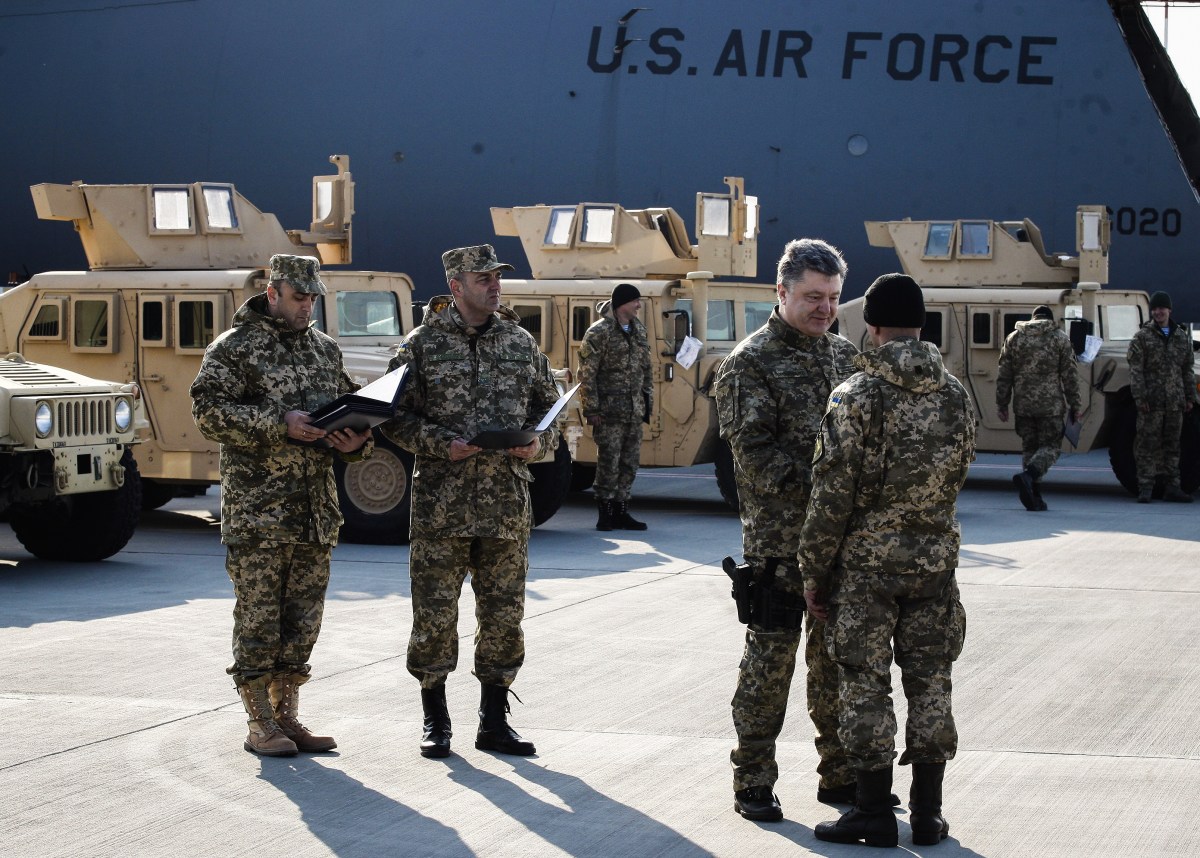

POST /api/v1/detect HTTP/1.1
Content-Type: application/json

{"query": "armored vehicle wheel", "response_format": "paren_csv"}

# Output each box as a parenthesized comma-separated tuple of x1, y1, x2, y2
(529, 441, 573, 526)
(336, 434, 414, 544)
(569, 463, 596, 493)
(714, 439, 740, 512)
(11, 449, 143, 561)
(140, 479, 177, 510)
(1108, 402, 1200, 496)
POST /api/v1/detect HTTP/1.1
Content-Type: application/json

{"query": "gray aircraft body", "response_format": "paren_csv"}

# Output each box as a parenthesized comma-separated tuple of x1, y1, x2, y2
(1, 0, 1198, 318)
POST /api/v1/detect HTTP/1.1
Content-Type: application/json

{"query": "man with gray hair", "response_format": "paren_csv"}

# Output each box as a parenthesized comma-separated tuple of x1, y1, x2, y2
(714, 238, 878, 821)
(192, 253, 373, 757)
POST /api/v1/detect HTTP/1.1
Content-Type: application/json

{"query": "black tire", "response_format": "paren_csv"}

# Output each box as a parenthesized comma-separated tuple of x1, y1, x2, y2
(529, 441, 573, 526)
(11, 448, 143, 561)
(569, 462, 596, 493)
(714, 438, 740, 512)
(1108, 401, 1200, 495)
(336, 432, 413, 544)
(140, 479, 177, 510)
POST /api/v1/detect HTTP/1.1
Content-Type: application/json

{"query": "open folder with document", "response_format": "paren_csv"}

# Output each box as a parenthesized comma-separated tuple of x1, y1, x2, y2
(291, 364, 409, 447)
(467, 383, 581, 450)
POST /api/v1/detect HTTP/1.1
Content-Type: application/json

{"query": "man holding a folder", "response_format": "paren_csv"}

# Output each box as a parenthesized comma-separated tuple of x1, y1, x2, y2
(382, 244, 560, 760)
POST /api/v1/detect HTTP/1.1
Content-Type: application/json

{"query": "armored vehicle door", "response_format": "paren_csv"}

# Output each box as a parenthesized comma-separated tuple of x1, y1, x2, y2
(964, 304, 1007, 430)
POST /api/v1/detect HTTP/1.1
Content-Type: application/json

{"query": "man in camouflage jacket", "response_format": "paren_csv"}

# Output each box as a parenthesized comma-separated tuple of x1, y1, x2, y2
(191, 254, 373, 757)
(802, 274, 974, 849)
(995, 305, 1082, 510)
(1127, 290, 1196, 502)
(578, 282, 653, 530)
(713, 239, 861, 823)
(382, 244, 560, 759)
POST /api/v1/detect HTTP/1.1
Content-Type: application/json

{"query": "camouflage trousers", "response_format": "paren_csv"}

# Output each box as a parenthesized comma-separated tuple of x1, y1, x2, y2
(224, 541, 332, 681)
(592, 419, 642, 501)
(730, 560, 850, 791)
(1135, 408, 1184, 490)
(826, 567, 966, 772)
(1014, 413, 1065, 479)
(408, 535, 528, 690)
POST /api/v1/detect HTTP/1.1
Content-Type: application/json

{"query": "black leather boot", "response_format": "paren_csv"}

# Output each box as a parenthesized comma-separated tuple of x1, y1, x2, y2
(1013, 469, 1037, 511)
(595, 498, 615, 531)
(909, 762, 949, 846)
(1031, 480, 1048, 511)
(475, 684, 536, 755)
(733, 784, 782, 822)
(612, 499, 647, 530)
(817, 780, 902, 807)
(814, 766, 899, 847)
(419, 685, 452, 758)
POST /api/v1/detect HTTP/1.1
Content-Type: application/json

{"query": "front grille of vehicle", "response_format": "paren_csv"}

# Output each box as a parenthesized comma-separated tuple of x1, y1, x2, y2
(53, 397, 115, 439)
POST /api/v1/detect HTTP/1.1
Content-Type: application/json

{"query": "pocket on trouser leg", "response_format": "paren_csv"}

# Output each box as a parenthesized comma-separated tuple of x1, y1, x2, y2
(945, 578, 967, 662)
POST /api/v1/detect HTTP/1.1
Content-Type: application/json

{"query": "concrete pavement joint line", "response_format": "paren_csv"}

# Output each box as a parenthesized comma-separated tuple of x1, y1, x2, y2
(958, 581, 1200, 595)
(524, 571, 692, 621)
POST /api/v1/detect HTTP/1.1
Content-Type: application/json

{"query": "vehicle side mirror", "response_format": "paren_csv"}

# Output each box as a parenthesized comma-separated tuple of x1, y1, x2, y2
(662, 309, 690, 357)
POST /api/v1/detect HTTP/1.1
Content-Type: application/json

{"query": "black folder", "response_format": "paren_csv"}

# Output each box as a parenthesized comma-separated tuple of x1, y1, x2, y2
(291, 364, 408, 447)
(467, 383, 580, 450)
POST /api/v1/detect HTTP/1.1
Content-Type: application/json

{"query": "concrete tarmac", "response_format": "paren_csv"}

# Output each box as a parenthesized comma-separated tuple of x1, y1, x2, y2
(1, 450, 1197, 857)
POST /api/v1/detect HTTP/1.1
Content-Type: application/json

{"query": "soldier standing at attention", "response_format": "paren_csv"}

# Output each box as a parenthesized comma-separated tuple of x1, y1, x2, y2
(191, 254, 373, 757)
(713, 239, 871, 822)
(995, 305, 1082, 510)
(578, 282, 653, 531)
(802, 274, 974, 848)
(1127, 290, 1195, 503)
(382, 244, 561, 759)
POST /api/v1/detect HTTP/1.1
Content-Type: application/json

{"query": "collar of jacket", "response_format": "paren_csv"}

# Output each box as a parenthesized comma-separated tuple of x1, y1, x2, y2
(768, 306, 831, 351)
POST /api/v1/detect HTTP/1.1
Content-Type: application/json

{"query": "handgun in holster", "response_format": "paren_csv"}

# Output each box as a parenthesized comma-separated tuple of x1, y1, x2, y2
(723, 556, 806, 630)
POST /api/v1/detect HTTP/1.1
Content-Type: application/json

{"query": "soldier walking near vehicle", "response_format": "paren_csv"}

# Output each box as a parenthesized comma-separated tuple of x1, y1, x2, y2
(578, 283, 653, 531)
(802, 274, 974, 848)
(191, 254, 373, 757)
(713, 239, 872, 822)
(996, 305, 1082, 510)
(382, 244, 561, 759)
(1127, 290, 1196, 503)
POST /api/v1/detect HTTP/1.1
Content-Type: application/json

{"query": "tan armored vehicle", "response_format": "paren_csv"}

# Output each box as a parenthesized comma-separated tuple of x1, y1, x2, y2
(492, 177, 777, 505)
(0, 353, 144, 560)
(837, 205, 1200, 494)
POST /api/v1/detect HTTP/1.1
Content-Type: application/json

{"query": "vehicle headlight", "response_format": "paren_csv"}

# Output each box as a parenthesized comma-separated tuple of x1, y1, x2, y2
(35, 401, 54, 438)
(114, 397, 133, 432)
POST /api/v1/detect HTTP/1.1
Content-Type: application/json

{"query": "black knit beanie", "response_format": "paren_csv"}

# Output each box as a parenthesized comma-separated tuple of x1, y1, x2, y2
(1032, 305, 1053, 320)
(611, 282, 641, 310)
(863, 273, 926, 328)
(1149, 291, 1172, 310)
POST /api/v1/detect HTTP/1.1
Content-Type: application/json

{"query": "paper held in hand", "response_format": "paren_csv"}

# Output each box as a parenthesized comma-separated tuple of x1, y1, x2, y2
(468, 383, 581, 450)
(292, 364, 409, 446)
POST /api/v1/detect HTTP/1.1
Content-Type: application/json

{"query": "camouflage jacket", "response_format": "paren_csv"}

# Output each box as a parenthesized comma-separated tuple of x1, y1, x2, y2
(190, 293, 371, 546)
(798, 337, 976, 594)
(1128, 320, 1197, 411)
(713, 308, 859, 566)
(995, 318, 1082, 417)
(381, 296, 560, 540)
(578, 301, 653, 421)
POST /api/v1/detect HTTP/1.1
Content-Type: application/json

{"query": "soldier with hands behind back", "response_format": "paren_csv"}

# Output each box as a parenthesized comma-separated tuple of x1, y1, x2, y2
(713, 239, 869, 823)
(995, 304, 1082, 510)
(578, 282, 653, 531)
(191, 254, 373, 757)
(382, 244, 560, 760)
(802, 274, 974, 848)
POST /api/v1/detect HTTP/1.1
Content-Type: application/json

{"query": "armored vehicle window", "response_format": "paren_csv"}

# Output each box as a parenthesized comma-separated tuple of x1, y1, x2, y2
(513, 302, 549, 350)
(72, 297, 117, 352)
(580, 207, 616, 246)
(337, 291, 400, 337)
(971, 311, 994, 348)
(545, 207, 576, 247)
(745, 301, 774, 332)
(699, 196, 730, 237)
(26, 299, 65, 340)
(677, 298, 735, 341)
(572, 306, 592, 341)
(141, 297, 166, 345)
(176, 297, 221, 352)
(959, 222, 992, 257)
(199, 185, 240, 233)
(922, 311, 945, 349)
(924, 223, 954, 258)
(150, 186, 194, 233)
(1104, 304, 1142, 341)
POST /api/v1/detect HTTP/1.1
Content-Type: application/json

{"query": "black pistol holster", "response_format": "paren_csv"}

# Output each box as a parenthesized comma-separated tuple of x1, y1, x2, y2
(722, 556, 806, 631)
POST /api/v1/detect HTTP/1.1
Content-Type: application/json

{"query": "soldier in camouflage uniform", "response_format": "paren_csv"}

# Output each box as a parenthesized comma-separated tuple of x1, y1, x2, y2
(995, 305, 1082, 511)
(802, 274, 974, 848)
(1127, 290, 1196, 503)
(578, 282, 653, 531)
(191, 254, 373, 757)
(713, 239, 867, 823)
(381, 244, 560, 759)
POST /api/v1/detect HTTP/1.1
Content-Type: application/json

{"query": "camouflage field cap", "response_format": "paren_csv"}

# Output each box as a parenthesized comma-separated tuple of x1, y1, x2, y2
(269, 254, 327, 295)
(442, 244, 515, 280)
